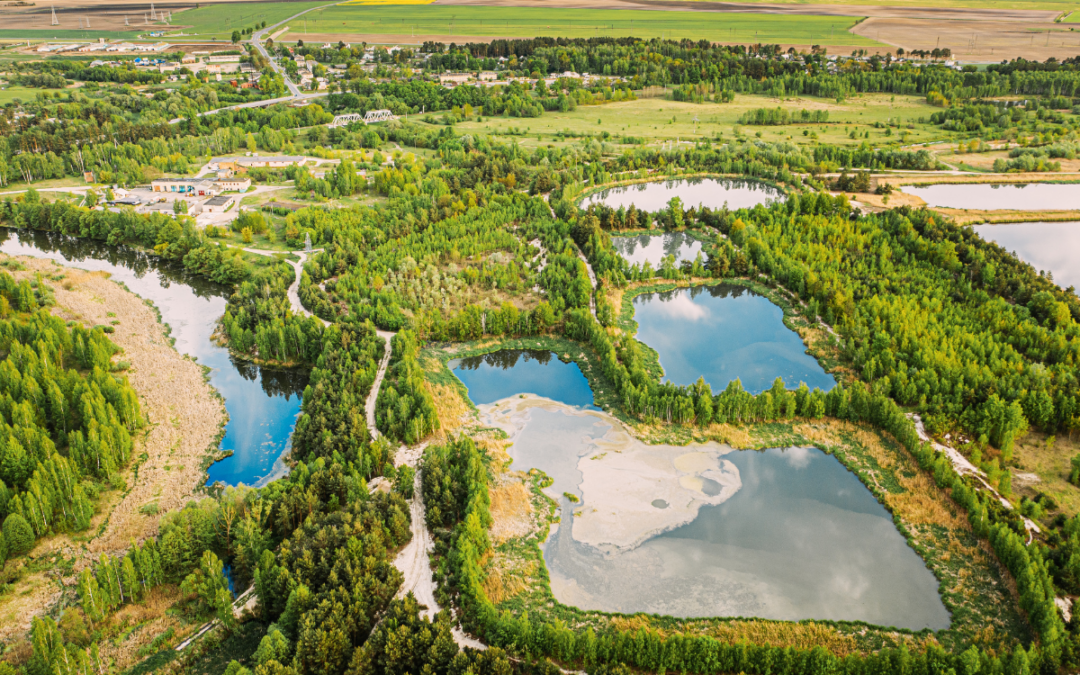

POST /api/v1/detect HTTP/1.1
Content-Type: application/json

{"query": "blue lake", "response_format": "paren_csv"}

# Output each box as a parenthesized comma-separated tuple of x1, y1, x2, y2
(632, 284, 835, 393)
(450, 349, 597, 408)
(0, 228, 306, 488)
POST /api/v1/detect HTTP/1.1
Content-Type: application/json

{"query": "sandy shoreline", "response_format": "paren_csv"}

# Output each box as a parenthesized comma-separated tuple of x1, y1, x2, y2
(0, 254, 226, 642)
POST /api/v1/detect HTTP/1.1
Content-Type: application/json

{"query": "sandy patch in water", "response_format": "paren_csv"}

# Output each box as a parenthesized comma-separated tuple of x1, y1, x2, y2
(478, 395, 740, 551)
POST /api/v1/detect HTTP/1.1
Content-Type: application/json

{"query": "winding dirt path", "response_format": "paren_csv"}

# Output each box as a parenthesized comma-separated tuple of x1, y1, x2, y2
(366, 329, 396, 439)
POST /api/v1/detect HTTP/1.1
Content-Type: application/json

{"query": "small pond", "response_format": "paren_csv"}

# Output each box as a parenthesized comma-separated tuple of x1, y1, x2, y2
(0, 228, 307, 488)
(973, 221, 1080, 292)
(632, 284, 835, 393)
(582, 178, 783, 212)
(479, 400, 949, 629)
(449, 349, 596, 409)
(611, 232, 703, 268)
(905, 183, 1080, 210)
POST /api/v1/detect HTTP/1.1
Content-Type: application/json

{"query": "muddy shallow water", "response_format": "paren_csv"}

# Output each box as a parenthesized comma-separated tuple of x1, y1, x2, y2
(481, 399, 949, 629)
(0, 228, 306, 487)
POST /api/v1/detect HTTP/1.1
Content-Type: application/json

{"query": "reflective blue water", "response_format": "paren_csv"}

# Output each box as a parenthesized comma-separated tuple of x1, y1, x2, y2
(632, 284, 835, 393)
(906, 183, 1080, 210)
(0, 228, 306, 488)
(582, 177, 783, 211)
(611, 232, 704, 267)
(973, 221, 1080, 292)
(450, 349, 597, 408)
(544, 442, 950, 629)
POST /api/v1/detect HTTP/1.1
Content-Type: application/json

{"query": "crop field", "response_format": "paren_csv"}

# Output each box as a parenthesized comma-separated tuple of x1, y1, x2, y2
(288, 5, 884, 46)
(429, 93, 947, 151)
(168, 1, 329, 40)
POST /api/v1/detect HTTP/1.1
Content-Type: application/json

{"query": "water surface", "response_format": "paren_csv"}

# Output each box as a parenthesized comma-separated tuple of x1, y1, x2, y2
(545, 443, 949, 629)
(973, 221, 1080, 291)
(906, 183, 1080, 210)
(0, 228, 306, 487)
(493, 402, 948, 629)
(450, 349, 596, 409)
(611, 232, 703, 268)
(582, 178, 782, 211)
(632, 284, 834, 393)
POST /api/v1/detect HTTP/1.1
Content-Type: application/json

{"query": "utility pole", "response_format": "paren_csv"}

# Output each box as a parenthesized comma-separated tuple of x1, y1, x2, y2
(150, 3, 157, 21)
(51, 5, 58, 26)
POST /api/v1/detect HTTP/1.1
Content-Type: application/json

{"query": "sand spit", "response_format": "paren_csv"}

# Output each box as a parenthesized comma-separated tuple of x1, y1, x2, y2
(478, 396, 740, 552)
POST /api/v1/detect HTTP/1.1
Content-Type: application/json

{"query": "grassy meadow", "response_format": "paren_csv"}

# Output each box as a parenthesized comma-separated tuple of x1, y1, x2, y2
(428, 93, 949, 150)
(169, 1, 330, 40)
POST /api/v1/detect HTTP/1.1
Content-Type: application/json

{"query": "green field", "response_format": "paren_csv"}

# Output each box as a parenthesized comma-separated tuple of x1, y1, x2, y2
(1063, 9, 1080, 20)
(0, 84, 43, 105)
(169, 1, 330, 40)
(422, 93, 948, 151)
(294, 5, 884, 46)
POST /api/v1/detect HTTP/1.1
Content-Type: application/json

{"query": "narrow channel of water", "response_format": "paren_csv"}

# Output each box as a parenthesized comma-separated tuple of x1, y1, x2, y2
(450, 349, 597, 409)
(0, 228, 307, 488)
(973, 221, 1080, 291)
(582, 178, 783, 211)
(611, 232, 703, 268)
(905, 183, 1080, 210)
(632, 284, 835, 393)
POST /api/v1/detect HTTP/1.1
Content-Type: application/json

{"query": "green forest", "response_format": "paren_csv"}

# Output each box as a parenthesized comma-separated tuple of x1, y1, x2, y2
(2, 32, 1080, 675)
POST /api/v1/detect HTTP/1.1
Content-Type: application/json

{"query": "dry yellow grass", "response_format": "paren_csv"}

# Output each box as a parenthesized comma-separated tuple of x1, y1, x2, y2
(482, 566, 530, 604)
(489, 480, 534, 544)
(429, 380, 472, 439)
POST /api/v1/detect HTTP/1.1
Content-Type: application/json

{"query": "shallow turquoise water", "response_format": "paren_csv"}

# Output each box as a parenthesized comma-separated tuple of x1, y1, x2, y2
(632, 284, 835, 393)
(0, 228, 306, 488)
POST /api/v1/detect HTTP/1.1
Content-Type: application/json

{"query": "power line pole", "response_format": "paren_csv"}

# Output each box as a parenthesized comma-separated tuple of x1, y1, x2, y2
(51, 5, 58, 26)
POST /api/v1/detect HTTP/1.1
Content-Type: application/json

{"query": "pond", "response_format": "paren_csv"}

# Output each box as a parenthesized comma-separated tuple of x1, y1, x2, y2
(611, 232, 703, 268)
(449, 349, 597, 409)
(0, 228, 307, 488)
(581, 178, 783, 212)
(480, 399, 948, 629)
(973, 221, 1080, 292)
(905, 183, 1080, 210)
(632, 284, 835, 394)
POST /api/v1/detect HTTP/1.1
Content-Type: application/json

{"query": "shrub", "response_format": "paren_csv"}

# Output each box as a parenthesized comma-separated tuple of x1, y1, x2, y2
(3, 513, 34, 556)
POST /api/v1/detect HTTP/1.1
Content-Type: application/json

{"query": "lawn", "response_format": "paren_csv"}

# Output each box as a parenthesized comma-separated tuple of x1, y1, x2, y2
(435, 93, 949, 150)
(168, 1, 331, 40)
(294, 5, 885, 46)
(0, 84, 41, 106)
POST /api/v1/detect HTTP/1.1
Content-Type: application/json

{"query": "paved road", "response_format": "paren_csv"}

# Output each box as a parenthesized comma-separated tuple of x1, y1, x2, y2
(166, 2, 338, 124)
(250, 2, 338, 97)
